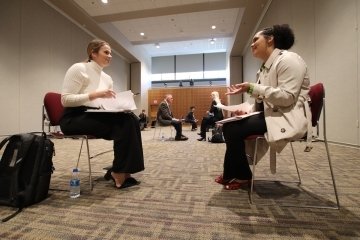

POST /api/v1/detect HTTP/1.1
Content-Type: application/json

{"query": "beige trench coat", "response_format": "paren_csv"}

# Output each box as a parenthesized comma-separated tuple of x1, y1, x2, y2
(245, 49, 312, 172)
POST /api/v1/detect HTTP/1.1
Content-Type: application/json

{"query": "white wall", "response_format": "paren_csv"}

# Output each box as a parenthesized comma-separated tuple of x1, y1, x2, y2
(0, 0, 130, 135)
(140, 58, 152, 115)
(242, 0, 360, 146)
(2, 0, 359, 146)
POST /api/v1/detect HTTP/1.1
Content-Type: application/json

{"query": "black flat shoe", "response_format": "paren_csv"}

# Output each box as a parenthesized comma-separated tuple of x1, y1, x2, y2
(120, 177, 140, 189)
(197, 137, 205, 141)
(175, 135, 188, 141)
(105, 171, 124, 189)
(105, 170, 140, 189)
(104, 169, 112, 181)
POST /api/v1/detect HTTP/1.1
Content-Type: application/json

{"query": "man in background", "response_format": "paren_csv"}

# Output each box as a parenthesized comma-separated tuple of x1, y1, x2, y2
(185, 106, 198, 131)
(157, 94, 188, 141)
(138, 109, 148, 131)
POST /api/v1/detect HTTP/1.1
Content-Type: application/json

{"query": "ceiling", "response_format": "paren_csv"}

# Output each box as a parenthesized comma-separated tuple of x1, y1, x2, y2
(45, 0, 269, 62)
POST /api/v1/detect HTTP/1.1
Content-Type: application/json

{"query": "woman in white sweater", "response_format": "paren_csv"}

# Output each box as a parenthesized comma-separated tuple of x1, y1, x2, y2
(60, 39, 144, 189)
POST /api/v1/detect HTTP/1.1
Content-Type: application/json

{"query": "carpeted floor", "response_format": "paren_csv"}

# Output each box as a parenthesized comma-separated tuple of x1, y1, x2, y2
(1, 128, 359, 239)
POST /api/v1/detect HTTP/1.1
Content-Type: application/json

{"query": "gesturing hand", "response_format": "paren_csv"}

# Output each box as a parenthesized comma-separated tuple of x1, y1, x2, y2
(225, 82, 250, 95)
(233, 110, 247, 116)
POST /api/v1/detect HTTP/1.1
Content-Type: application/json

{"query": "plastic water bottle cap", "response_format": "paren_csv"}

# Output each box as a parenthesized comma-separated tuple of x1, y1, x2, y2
(73, 168, 79, 172)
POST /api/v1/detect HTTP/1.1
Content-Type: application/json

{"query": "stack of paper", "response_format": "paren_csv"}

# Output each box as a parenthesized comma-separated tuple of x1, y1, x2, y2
(215, 101, 252, 112)
(87, 90, 137, 112)
(216, 111, 261, 124)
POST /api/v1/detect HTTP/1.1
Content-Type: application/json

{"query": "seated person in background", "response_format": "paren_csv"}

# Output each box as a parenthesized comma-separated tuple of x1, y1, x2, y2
(60, 39, 144, 189)
(197, 91, 224, 141)
(138, 109, 148, 130)
(185, 106, 198, 131)
(157, 94, 188, 141)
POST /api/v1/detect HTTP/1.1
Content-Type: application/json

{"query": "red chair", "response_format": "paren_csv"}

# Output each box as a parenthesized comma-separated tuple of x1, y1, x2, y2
(42, 92, 110, 191)
(248, 83, 340, 209)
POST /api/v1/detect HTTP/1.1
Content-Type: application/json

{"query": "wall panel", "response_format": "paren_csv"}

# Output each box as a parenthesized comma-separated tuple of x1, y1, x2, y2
(314, 0, 358, 144)
(242, 0, 359, 146)
(148, 87, 228, 124)
(0, 0, 131, 135)
(0, 0, 21, 134)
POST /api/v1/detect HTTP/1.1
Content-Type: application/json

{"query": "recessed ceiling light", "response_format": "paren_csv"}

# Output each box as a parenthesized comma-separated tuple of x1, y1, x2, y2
(140, 32, 145, 36)
(101, 0, 108, 3)
(211, 25, 216, 29)
(209, 38, 216, 44)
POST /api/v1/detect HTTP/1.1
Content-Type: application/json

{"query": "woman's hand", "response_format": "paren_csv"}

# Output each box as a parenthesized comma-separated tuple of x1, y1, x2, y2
(225, 82, 250, 95)
(89, 89, 116, 100)
(233, 110, 247, 116)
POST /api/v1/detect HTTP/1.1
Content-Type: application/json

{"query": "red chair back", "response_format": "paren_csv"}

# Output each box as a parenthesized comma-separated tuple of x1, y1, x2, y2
(43, 92, 64, 126)
(308, 83, 324, 127)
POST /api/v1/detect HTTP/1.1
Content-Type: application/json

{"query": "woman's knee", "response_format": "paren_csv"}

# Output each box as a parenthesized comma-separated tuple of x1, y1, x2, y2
(223, 122, 244, 140)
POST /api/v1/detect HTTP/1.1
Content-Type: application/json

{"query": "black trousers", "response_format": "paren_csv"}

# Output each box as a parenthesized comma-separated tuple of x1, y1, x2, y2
(139, 120, 147, 129)
(170, 120, 183, 137)
(60, 107, 144, 174)
(199, 116, 216, 138)
(222, 112, 267, 180)
(185, 120, 197, 129)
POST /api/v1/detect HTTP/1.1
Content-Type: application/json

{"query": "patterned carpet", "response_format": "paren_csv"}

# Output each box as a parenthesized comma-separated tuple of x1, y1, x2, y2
(1, 128, 360, 239)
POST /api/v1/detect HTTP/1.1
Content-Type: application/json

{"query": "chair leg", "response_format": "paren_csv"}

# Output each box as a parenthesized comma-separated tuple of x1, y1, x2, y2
(152, 125, 157, 139)
(153, 125, 162, 140)
(85, 137, 93, 191)
(290, 142, 302, 184)
(250, 137, 260, 204)
(323, 139, 340, 209)
(159, 126, 163, 139)
(250, 139, 340, 209)
(90, 150, 112, 159)
(76, 138, 85, 169)
(75, 137, 93, 191)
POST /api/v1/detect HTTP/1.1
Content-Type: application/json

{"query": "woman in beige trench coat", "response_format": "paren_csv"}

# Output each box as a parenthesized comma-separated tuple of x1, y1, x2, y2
(216, 24, 312, 190)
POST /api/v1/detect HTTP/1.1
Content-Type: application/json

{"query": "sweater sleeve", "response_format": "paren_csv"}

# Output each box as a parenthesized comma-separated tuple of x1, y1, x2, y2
(61, 63, 90, 107)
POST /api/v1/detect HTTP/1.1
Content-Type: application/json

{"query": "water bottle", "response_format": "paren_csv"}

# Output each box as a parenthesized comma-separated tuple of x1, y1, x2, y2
(69, 168, 80, 198)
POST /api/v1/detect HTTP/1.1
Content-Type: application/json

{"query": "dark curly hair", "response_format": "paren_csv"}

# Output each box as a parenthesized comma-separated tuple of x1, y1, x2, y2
(261, 24, 295, 50)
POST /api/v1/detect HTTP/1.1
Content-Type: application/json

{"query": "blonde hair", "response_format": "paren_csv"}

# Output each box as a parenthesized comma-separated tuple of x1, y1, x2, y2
(86, 39, 110, 62)
(211, 91, 221, 104)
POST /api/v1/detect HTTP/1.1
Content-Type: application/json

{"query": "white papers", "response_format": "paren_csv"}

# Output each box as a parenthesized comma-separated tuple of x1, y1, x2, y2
(216, 102, 252, 112)
(87, 90, 137, 112)
(216, 111, 261, 124)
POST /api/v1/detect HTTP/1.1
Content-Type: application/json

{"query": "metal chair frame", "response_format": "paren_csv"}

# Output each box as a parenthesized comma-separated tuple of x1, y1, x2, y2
(152, 120, 174, 140)
(42, 92, 111, 191)
(249, 84, 340, 209)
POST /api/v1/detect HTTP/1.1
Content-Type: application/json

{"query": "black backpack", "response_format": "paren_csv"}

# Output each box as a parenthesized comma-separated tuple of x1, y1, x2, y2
(0, 133, 54, 222)
(208, 126, 225, 143)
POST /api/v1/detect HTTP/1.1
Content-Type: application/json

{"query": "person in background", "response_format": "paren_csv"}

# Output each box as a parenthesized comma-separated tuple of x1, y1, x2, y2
(60, 39, 144, 189)
(197, 91, 224, 141)
(215, 24, 312, 190)
(185, 106, 198, 131)
(139, 109, 148, 130)
(156, 94, 188, 141)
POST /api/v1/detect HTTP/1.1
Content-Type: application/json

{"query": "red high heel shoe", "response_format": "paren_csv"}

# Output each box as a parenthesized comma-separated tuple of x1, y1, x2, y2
(224, 179, 251, 190)
(214, 175, 230, 185)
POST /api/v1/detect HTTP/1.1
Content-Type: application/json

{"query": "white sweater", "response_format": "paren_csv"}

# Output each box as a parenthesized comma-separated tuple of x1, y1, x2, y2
(61, 61, 113, 108)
